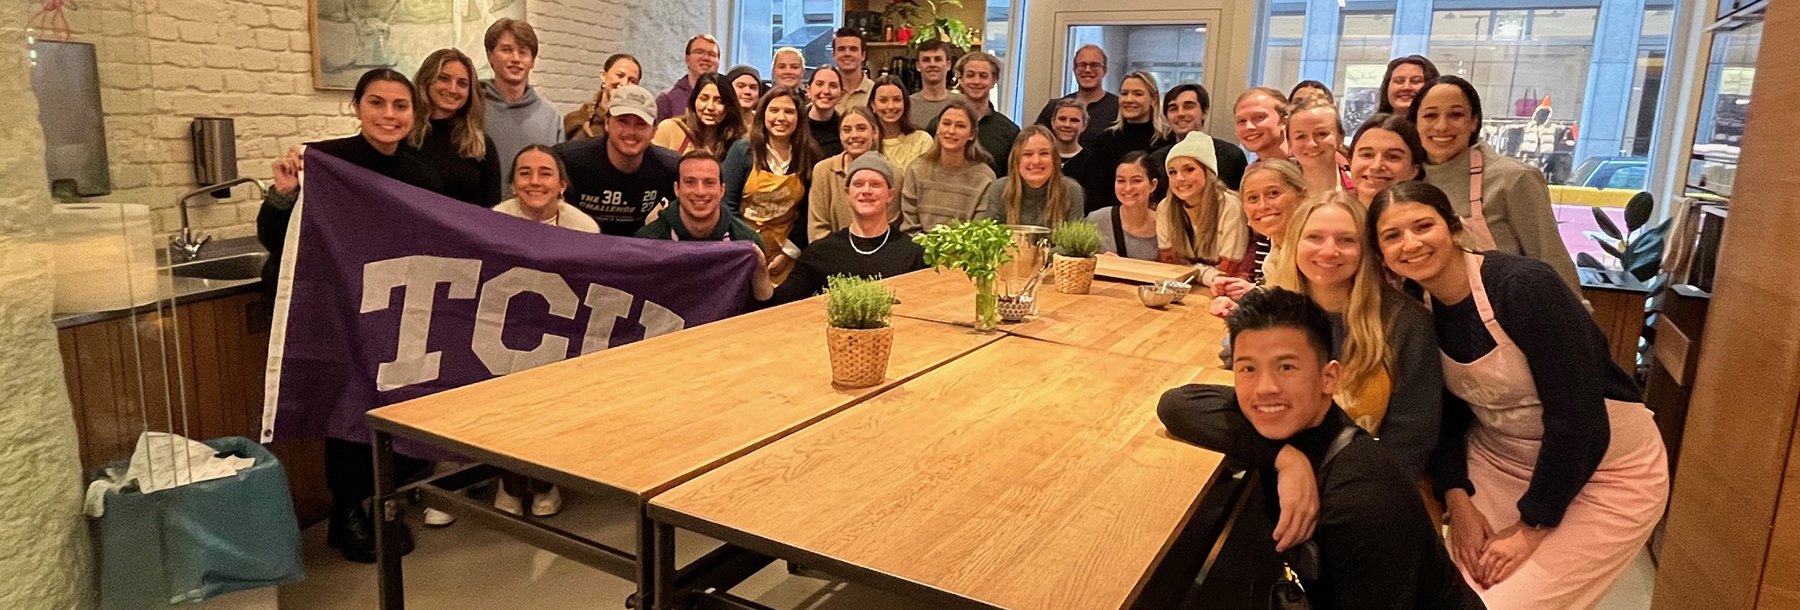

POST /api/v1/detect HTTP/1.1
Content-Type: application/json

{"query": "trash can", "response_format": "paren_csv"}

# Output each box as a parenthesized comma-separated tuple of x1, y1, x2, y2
(91, 436, 304, 610)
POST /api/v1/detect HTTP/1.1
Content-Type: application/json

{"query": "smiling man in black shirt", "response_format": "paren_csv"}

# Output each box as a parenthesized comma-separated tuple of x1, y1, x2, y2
(1158, 288, 1483, 610)
(555, 84, 680, 236)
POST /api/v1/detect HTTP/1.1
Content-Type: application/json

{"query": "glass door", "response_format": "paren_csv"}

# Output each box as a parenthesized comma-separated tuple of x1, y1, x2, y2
(1063, 23, 1209, 95)
(1022, 0, 1253, 142)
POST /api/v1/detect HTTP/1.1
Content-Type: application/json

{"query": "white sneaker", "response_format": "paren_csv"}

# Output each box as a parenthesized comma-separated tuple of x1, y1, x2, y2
(531, 486, 563, 517)
(494, 487, 523, 516)
(423, 507, 456, 526)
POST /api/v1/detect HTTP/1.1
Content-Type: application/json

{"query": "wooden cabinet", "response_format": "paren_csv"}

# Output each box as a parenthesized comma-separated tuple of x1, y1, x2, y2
(58, 291, 330, 527)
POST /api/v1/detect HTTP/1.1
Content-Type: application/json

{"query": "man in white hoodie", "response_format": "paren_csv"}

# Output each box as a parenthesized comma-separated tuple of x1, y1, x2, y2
(482, 18, 562, 195)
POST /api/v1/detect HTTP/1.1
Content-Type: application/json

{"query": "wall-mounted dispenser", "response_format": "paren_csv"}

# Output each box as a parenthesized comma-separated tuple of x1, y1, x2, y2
(31, 40, 112, 199)
(191, 117, 238, 198)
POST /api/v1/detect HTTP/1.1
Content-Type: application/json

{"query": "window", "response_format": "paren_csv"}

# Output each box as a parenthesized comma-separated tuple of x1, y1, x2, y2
(1336, 12, 1393, 133)
(732, 0, 842, 80)
(1262, 12, 1304, 90)
(1066, 24, 1208, 95)
(1430, 8, 1597, 184)
(1688, 19, 1760, 199)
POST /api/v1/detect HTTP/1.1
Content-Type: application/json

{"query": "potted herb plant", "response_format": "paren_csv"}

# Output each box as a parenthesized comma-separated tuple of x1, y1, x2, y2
(914, 219, 1015, 332)
(1050, 220, 1102, 294)
(824, 275, 896, 388)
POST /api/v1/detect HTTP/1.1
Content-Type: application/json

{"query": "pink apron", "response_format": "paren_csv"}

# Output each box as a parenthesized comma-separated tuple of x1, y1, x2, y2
(1437, 253, 1667, 610)
(1461, 148, 1500, 251)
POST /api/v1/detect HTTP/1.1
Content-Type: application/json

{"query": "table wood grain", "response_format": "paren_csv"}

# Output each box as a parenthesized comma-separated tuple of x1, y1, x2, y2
(651, 338, 1225, 610)
(881, 269, 1098, 327)
(1094, 256, 1198, 285)
(367, 297, 1000, 498)
(1009, 286, 1231, 367)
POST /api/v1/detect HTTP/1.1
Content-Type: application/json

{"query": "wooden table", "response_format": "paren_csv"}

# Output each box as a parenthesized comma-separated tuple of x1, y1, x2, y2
(1009, 285, 1230, 366)
(650, 338, 1230, 610)
(365, 297, 1000, 609)
(881, 269, 1092, 327)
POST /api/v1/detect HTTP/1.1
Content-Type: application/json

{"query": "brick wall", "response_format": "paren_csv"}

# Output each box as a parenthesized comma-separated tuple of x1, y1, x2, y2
(63, 0, 715, 242)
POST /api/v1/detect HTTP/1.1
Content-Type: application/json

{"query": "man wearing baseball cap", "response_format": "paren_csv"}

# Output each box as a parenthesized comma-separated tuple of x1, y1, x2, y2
(553, 84, 682, 236)
(766, 152, 926, 305)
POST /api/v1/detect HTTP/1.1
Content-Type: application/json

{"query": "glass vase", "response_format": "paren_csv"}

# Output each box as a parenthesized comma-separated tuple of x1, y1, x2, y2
(973, 275, 999, 333)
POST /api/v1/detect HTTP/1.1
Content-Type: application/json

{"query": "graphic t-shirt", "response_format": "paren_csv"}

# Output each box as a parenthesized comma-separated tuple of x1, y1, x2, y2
(553, 137, 680, 236)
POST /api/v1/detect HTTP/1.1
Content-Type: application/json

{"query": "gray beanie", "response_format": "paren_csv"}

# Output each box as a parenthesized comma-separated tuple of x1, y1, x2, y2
(846, 151, 895, 187)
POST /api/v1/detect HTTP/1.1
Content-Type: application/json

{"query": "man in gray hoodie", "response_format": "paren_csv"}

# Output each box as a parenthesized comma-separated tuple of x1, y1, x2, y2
(482, 18, 563, 195)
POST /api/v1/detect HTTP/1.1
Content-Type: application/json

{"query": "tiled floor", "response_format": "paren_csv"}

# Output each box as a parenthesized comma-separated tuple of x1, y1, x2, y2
(267, 488, 1656, 609)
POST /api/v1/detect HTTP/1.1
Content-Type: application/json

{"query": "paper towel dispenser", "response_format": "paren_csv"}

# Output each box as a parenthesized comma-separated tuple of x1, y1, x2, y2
(30, 40, 112, 198)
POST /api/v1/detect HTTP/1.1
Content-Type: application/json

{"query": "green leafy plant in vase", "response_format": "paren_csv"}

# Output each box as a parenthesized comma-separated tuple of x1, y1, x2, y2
(914, 219, 1014, 332)
(824, 275, 896, 388)
(1050, 220, 1102, 294)
(882, 0, 974, 50)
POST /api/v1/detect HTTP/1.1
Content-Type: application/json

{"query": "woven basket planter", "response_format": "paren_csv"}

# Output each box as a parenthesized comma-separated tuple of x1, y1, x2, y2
(1053, 254, 1098, 294)
(826, 325, 893, 388)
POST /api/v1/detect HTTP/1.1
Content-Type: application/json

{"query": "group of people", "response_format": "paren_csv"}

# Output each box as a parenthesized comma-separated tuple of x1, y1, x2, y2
(251, 16, 1667, 610)
(1142, 57, 1668, 610)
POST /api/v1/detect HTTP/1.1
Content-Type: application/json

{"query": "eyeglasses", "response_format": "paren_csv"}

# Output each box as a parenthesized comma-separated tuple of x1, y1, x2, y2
(689, 49, 720, 58)
(1074, 62, 1105, 71)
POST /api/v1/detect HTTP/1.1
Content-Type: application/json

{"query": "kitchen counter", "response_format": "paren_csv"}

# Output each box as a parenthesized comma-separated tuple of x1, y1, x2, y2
(53, 236, 268, 329)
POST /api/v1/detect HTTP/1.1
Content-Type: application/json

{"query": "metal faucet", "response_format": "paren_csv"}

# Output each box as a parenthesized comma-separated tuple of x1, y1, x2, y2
(171, 177, 264, 261)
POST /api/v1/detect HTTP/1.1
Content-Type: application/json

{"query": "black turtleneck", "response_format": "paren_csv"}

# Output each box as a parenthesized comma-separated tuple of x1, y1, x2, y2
(809, 112, 843, 158)
(1157, 385, 1483, 610)
(414, 117, 501, 208)
(766, 224, 926, 306)
(1085, 120, 1174, 211)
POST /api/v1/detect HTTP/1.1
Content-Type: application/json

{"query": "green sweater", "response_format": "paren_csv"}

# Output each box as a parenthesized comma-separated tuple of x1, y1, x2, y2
(635, 204, 765, 247)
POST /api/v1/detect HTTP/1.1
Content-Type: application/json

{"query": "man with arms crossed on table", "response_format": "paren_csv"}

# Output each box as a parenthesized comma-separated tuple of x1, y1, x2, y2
(1158, 288, 1484, 610)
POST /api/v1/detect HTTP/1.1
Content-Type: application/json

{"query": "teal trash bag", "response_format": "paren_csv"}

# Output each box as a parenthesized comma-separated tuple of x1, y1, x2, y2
(90, 436, 304, 609)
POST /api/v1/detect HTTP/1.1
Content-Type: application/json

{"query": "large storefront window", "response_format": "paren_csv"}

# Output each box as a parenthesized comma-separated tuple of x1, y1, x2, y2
(1248, 0, 1675, 192)
(733, 0, 842, 79)
(1429, 8, 1597, 184)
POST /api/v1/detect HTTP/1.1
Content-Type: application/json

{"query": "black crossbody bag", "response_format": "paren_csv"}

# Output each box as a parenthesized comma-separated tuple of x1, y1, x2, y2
(1270, 425, 1360, 610)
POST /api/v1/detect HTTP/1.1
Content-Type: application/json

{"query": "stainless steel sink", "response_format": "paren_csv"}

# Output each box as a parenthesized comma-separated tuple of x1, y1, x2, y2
(170, 252, 268, 280)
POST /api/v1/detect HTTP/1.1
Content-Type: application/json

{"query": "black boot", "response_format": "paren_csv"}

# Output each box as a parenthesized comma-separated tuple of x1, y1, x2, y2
(331, 500, 413, 564)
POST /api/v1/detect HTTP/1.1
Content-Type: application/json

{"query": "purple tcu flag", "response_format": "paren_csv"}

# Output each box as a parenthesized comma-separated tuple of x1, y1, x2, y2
(262, 150, 757, 449)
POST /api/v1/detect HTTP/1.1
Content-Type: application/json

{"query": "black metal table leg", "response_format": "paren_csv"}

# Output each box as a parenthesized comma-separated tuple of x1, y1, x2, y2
(653, 520, 679, 609)
(373, 430, 405, 610)
(636, 507, 658, 610)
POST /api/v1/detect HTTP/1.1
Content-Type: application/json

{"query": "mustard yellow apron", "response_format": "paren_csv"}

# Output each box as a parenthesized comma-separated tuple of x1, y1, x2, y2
(740, 168, 806, 283)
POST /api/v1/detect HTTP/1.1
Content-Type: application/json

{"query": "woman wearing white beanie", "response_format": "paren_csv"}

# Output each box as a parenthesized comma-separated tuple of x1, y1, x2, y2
(1156, 130, 1249, 289)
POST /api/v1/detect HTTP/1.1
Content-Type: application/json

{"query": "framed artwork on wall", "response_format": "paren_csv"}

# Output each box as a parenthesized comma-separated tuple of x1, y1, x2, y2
(310, 0, 526, 90)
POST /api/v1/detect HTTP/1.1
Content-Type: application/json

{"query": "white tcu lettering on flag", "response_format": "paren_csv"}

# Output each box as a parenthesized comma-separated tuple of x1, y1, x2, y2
(359, 255, 688, 391)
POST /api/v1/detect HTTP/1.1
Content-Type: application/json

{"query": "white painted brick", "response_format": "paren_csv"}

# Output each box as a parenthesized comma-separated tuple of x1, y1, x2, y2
(233, 4, 271, 27)
(146, 14, 181, 41)
(267, 6, 305, 30)
(255, 29, 288, 52)
(176, 20, 218, 44)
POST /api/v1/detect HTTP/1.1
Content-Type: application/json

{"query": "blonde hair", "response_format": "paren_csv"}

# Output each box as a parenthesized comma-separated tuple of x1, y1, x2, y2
(1264, 191, 1388, 397)
(1241, 159, 1308, 200)
(1158, 160, 1230, 263)
(1001, 126, 1073, 225)
(1110, 71, 1173, 141)
(409, 48, 487, 160)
